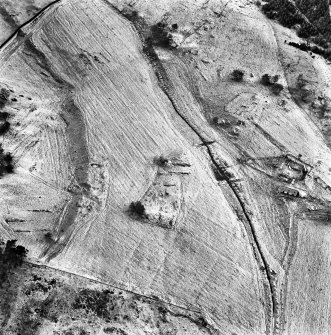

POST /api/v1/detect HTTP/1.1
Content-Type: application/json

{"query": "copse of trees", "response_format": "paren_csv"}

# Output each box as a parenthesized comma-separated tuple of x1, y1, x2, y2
(261, 74, 277, 86)
(295, 74, 315, 103)
(0, 88, 10, 109)
(271, 83, 284, 95)
(0, 147, 14, 175)
(0, 88, 11, 135)
(287, 40, 331, 60)
(262, 0, 318, 37)
(129, 201, 145, 217)
(261, 74, 284, 95)
(149, 22, 173, 48)
(122, 9, 176, 49)
(0, 121, 10, 135)
(262, 0, 331, 61)
(231, 69, 245, 82)
(0, 87, 15, 176)
(0, 240, 28, 287)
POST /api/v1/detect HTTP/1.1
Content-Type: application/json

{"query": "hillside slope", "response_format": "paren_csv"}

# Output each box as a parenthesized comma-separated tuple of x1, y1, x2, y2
(1, 0, 331, 334)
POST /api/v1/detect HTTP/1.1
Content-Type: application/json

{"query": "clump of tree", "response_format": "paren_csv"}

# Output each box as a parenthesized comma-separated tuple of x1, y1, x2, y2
(261, 74, 284, 95)
(172, 23, 179, 30)
(262, 0, 331, 61)
(295, 73, 315, 103)
(287, 40, 331, 59)
(262, 0, 318, 37)
(271, 83, 284, 95)
(0, 114, 11, 135)
(310, 35, 328, 49)
(231, 69, 245, 82)
(122, 8, 176, 51)
(0, 240, 28, 288)
(294, 0, 331, 37)
(0, 88, 10, 109)
(73, 289, 114, 319)
(0, 147, 14, 175)
(319, 96, 331, 118)
(149, 22, 172, 48)
(154, 155, 173, 167)
(0, 111, 9, 121)
(312, 95, 331, 118)
(129, 201, 145, 217)
(261, 74, 278, 85)
(44, 232, 54, 242)
(0, 121, 10, 135)
(0, 87, 14, 174)
(121, 9, 142, 25)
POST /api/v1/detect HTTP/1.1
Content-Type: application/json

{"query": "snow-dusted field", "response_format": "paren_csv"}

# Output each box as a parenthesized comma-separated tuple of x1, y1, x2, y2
(1, 0, 331, 334)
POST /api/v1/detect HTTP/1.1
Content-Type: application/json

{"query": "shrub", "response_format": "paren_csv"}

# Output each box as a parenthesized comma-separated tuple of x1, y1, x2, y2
(231, 69, 244, 81)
